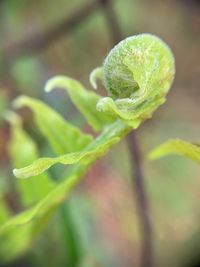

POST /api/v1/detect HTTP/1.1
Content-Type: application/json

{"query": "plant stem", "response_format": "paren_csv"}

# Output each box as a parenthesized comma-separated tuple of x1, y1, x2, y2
(100, 1, 154, 266)
(127, 131, 153, 267)
(2, 0, 100, 59)
(98, 0, 123, 44)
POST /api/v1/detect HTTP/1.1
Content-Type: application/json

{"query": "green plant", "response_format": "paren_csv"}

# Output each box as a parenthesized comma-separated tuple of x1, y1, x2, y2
(0, 33, 175, 263)
(149, 139, 200, 164)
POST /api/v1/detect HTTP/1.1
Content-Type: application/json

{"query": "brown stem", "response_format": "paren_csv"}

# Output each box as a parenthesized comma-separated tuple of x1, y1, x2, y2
(127, 131, 153, 267)
(2, 0, 100, 60)
(1, 1, 102, 101)
(100, 1, 154, 266)
(98, 0, 123, 45)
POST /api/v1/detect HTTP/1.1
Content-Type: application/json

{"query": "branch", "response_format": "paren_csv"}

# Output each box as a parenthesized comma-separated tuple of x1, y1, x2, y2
(2, 0, 100, 59)
(127, 131, 153, 267)
(98, 0, 123, 45)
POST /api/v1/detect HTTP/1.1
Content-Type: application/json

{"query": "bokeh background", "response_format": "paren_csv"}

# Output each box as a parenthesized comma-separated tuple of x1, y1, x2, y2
(0, 0, 200, 267)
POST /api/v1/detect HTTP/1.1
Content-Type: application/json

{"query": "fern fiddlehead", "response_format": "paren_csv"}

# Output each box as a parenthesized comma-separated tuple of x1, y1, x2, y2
(91, 33, 175, 126)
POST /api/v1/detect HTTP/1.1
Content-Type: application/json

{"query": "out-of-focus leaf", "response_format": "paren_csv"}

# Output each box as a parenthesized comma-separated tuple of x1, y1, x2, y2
(149, 139, 200, 164)
(0, 221, 32, 261)
(7, 112, 54, 206)
(13, 96, 92, 266)
(0, 169, 85, 262)
(45, 76, 115, 131)
(11, 57, 44, 95)
(0, 173, 79, 231)
(10, 120, 128, 222)
(0, 207, 54, 262)
(13, 96, 93, 155)
(0, 200, 10, 225)
(0, 120, 128, 262)
(0, 169, 90, 261)
(0, 166, 84, 262)
(89, 67, 102, 90)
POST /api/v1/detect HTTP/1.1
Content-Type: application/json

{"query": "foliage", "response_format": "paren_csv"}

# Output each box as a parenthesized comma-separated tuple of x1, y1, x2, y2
(0, 34, 175, 263)
(149, 139, 200, 164)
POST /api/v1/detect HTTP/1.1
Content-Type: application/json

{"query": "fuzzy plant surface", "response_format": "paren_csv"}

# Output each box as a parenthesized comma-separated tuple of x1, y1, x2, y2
(0, 33, 176, 262)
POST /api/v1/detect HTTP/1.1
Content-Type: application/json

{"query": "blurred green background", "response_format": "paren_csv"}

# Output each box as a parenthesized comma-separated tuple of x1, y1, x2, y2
(0, 0, 200, 267)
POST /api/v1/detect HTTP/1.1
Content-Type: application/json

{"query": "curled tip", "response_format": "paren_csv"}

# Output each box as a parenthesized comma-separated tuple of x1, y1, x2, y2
(44, 76, 73, 93)
(44, 75, 82, 94)
(89, 67, 102, 90)
(44, 76, 62, 93)
(12, 95, 28, 109)
(4, 111, 22, 126)
(96, 33, 175, 125)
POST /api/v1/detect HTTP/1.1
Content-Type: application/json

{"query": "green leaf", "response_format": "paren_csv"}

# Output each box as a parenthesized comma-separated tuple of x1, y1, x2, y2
(0, 120, 128, 261)
(0, 172, 82, 262)
(13, 136, 120, 179)
(12, 97, 90, 265)
(0, 200, 10, 225)
(13, 96, 93, 155)
(45, 76, 115, 131)
(7, 112, 54, 206)
(0, 222, 33, 262)
(13, 116, 129, 180)
(0, 175, 79, 230)
(149, 139, 200, 164)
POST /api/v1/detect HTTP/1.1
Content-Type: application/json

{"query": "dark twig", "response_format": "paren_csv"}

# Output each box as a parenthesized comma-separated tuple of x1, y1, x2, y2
(1, 1, 102, 100)
(99, 1, 154, 266)
(98, 0, 123, 45)
(2, 0, 99, 60)
(127, 131, 153, 267)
